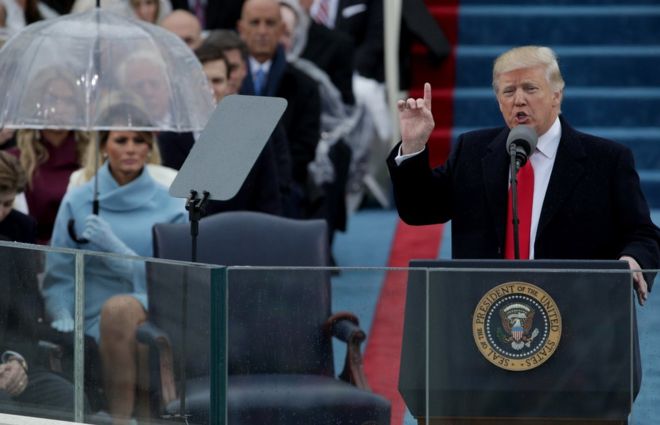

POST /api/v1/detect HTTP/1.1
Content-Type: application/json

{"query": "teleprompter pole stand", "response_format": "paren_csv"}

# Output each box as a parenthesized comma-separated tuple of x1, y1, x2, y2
(186, 189, 210, 263)
(172, 189, 210, 422)
(167, 95, 288, 424)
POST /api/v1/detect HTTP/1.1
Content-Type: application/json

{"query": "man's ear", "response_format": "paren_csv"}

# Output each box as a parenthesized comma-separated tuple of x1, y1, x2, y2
(553, 89, 563, 107)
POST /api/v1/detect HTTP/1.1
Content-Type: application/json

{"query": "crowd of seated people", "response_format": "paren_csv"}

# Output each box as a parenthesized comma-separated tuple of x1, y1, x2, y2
(0, 1, 388, 423)
(0, 0, 386, 249)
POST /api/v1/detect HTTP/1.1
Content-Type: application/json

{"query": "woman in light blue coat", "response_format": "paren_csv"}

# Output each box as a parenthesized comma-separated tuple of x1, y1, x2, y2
(43, 111, 186, 423)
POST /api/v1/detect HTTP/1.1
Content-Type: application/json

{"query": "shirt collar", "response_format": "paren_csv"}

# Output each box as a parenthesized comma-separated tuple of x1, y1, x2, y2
(248, 56, 272, 75)
(535, 116, 561, 159)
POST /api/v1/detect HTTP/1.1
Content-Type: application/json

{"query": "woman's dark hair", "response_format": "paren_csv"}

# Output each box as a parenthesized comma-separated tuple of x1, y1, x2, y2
(97, 103, 154, 154)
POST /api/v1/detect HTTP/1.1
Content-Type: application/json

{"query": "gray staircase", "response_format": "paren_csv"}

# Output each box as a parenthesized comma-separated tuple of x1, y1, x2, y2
(452, 2, 660, 207)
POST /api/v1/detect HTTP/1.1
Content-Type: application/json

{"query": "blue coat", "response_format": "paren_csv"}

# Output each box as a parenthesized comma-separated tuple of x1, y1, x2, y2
(42, 163, 187, 340)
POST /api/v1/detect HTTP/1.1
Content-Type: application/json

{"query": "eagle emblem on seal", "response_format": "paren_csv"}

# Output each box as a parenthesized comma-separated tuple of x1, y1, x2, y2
(499, 303, 539, 350)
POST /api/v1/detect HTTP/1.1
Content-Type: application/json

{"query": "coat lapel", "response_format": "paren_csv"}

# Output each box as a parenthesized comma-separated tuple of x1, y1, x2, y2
(536, 117, 587, 239)
(481, 128, 510, 250)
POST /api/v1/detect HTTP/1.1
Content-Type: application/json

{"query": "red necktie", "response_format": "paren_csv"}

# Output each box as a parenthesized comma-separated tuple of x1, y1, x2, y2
(505, 161, 534, 259)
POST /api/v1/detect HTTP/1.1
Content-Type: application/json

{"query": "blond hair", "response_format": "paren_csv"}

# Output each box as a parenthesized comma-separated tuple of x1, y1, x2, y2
(492, 46, 565, 94)
(16, 130, 90, 188)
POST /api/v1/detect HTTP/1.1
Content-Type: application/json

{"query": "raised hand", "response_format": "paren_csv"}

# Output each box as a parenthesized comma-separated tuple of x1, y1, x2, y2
(398, 82, 435, 155)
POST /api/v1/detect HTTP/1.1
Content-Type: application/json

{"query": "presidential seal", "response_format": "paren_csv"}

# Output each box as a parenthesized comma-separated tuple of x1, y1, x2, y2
(472, 282, 561, 371)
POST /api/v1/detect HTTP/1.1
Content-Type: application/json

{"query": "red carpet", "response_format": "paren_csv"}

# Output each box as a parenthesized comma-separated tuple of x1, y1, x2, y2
(409, 1, 459, 168)
(363, 2, 456, 423)
(363, 219, 444, 425)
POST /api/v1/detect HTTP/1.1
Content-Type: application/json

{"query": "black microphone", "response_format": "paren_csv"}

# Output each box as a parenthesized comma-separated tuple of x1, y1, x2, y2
(506, 125, 538, 169)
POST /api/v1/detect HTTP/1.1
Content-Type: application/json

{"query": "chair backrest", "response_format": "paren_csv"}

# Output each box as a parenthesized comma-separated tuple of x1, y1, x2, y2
(149, 211, 334, 378)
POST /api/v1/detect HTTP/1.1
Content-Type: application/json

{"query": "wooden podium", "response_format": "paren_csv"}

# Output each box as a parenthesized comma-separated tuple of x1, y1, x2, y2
(399, 260, 636, 425)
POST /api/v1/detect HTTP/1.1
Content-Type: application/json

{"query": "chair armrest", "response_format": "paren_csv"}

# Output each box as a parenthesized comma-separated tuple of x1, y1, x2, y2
(136, 321, 169, 345)
(37, 340, 63, 373)
(324, 311, 370, 390)
(136, 322, 177, 407)
(35, 324, 69, 373)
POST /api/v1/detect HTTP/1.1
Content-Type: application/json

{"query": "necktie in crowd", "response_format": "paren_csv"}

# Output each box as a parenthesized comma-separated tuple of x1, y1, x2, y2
(253, 67, 266, 95)
(314, 0, 331, 26)
(194, 0, 205, 29)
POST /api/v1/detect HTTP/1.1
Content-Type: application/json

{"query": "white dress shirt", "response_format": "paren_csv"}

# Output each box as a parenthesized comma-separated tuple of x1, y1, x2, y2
(528, 116, 561, 258)
(248, 57, 272, 84)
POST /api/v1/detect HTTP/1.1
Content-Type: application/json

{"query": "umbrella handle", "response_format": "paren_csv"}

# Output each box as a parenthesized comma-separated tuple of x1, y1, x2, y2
(67, 201, 99, 244)
(67, 219, 90, 244)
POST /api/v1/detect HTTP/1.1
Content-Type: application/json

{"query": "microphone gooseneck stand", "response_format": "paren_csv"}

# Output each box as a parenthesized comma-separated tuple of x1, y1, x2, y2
(509, 143, 522, 260)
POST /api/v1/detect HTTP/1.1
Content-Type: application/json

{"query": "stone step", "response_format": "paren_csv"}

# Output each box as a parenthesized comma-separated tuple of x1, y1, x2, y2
(450, 46, 660, 88)
(454, 6, 660, 46)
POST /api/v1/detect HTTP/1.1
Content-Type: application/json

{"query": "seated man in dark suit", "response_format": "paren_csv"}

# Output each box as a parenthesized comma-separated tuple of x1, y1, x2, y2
(202, 29, 297, 216)
(387, 45, 660, 304)
(238, 0, 321, 217)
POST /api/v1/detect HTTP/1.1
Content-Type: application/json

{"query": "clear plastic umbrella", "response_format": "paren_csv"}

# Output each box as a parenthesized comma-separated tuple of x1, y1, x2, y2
(0, 8, 214, 131)
(0, 8, 214, 241)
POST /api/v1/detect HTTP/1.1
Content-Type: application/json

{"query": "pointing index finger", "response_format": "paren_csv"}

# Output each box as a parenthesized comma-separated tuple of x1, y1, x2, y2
(424, 82, 432, 110)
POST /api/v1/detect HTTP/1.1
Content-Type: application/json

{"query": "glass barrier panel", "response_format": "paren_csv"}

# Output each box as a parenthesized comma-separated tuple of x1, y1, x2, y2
(0, 242, 225, 425)
(1, 238, 657, 425)
(224, 266, 418, 425)
(0, 242, 78, 422)
(106, 254, 224, 425)
(423, 264, 636, 425)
